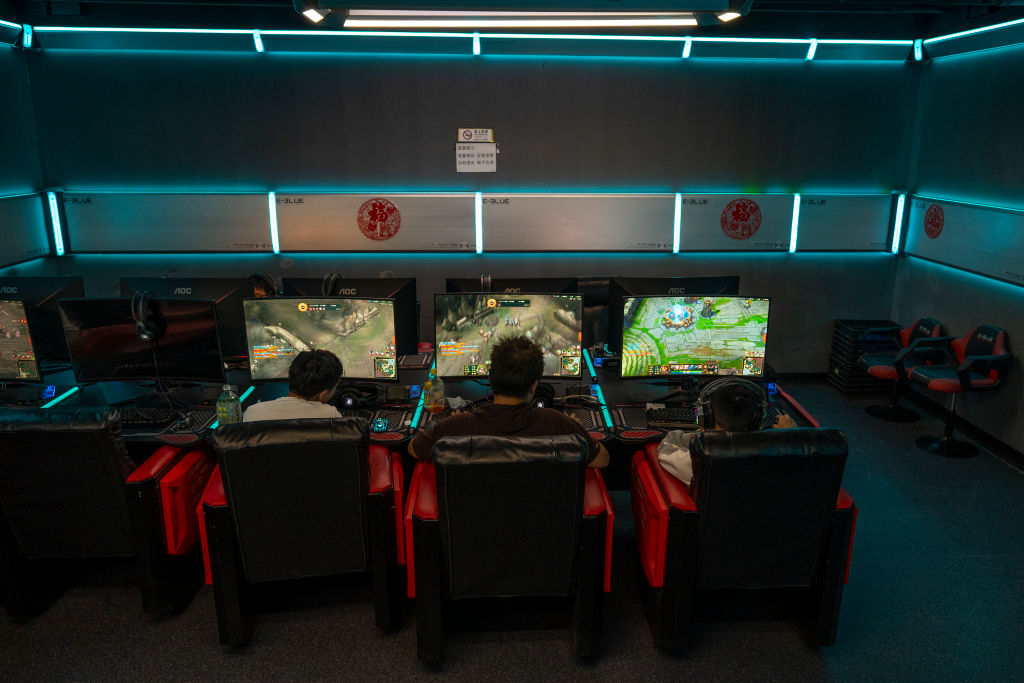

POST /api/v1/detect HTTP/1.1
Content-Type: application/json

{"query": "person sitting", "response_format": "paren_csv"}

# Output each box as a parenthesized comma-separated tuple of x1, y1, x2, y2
(243, 349, 344, 422)
(408, 336, 609, 468)
(658, 376, 797, 486)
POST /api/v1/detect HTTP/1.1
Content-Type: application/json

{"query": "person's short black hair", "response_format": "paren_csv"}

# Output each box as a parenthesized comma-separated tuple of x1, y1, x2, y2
(708, 381, 763, 431)
(488, 336, 544, 399)
(288, 349, 343, 399)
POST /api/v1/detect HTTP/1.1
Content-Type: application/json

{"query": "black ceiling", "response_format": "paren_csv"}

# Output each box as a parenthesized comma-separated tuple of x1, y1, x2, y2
(2, 0, 1023, 40)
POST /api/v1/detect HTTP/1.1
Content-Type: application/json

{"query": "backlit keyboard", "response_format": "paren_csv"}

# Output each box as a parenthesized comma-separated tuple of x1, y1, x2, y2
(646, 404, 698, 428)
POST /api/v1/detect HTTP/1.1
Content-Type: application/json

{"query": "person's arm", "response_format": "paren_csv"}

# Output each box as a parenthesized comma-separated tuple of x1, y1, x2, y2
(408, 429, 432, 460)
(589, 443, 610, 469)
(567, 413, 609, 469)
(773, 414, 798, 429)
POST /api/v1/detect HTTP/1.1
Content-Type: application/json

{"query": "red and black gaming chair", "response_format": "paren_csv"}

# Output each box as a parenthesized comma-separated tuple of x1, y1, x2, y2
(405, 434, 614, 665)
(857, 317, 943, 422)
(0, 407, 212, 617)
(909, 325, 1013, 458)
(203, 417, 402, 646)
(630, 429, 856, 652)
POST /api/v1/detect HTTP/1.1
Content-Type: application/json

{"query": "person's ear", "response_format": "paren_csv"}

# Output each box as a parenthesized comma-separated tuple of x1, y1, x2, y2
(530, 379, 539, 394)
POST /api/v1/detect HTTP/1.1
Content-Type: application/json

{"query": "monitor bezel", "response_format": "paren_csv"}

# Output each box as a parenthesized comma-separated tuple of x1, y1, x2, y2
(241, 296, 400, 384)
(0, 298, 44, 383)
(433, 291, 585, 381)
(619, 294, 771, 381)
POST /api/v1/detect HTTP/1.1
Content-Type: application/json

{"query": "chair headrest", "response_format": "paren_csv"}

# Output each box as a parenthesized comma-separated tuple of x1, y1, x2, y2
(964, 325, 1007, 356)
(434, 434, 588, 466)
(212, 417, 368, 453)
(690, 427, 848, 461)
(0, 406, 118, 433)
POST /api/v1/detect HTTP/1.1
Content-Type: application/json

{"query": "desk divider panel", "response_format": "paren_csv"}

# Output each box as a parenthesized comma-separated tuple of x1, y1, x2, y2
(680, 194, 794, 251)
(0, 194, 51, 266)
(275, 193, 476, 252)
(64, 193, 270, 253)
(906, 197, 1024, 286)
(481, 194, 675, 252)
(797, 195, 892, 251)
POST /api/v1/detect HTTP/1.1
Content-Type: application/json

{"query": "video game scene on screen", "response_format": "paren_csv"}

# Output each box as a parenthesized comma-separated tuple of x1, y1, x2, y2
(243, 298, 397, 381)
(435, 293, 583, 378)
(0, 300, 40, 381)
(622, 295, 770, 377)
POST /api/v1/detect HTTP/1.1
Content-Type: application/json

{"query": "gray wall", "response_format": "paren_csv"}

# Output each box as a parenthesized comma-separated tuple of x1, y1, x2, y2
(0, 46, 41, 195)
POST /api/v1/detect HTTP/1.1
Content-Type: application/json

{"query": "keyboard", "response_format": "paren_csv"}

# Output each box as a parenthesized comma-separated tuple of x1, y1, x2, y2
(646, 404, 698, 429)
(563, 407, 600, 430)
(117, 407, 178, 429)
(615, 406, 648, 429)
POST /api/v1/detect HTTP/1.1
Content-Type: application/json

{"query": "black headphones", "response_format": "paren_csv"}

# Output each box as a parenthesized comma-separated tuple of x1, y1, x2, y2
(531, 381, 556, 408)
(131, 291, 165, 343)
(322, 272, 342, 296)
(696, 376, 767, 431)
(251, 273, 278, 298)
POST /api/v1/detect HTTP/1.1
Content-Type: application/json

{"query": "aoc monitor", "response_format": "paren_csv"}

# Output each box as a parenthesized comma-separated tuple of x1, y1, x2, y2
(606, 276, 740, 353)
(445, 277, 578, 295)
(0, 299, 42, 382)
(59, 298, 225, 384)
(434, 293, 583, 379)
(243, 297, 398, 382)
(0, 276, 85, 363)
(281, 277, 417, 355)
(120, 277, 254, 362)
(620, 295, 770, 378)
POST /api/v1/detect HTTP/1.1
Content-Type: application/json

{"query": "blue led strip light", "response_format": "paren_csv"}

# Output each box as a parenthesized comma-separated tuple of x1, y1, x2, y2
(891, 194, 905, 254)
(805, 39, 818, 60)
(672, 193, 682, 253)
(789, 194, 800, 253)
(41, 386, 79, 409)
(410, 359, 435, 429)
(0, 18, 21, 30)
(474, 191, 483, 254)
(682, 36, 692, 58)
(268, 192, 280, 254)
(253, 29, 264, 52)
(22, 24, 32, 48)
(35, 26, 253, 34)
(581, 350, 614, 428)
(924, 16, 1024, 45)
(913, 39, 923, 61)
(47, 192, 64, 256)
(472, 32, 480, 55)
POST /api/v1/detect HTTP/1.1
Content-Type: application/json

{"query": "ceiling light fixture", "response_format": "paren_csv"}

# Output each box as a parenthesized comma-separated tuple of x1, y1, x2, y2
(343, 10, 697, 30)
(717, 12, 741, 22)
(303, 9, 327, 23)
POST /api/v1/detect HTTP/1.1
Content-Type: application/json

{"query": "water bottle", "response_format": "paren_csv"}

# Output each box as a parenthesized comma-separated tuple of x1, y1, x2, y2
(423, 370, 446, 414)
(216, 384, 242, 424)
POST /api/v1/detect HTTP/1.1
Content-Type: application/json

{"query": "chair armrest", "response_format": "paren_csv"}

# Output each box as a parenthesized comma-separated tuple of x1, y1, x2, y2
(126, 445, 183, 483)
(837, 487, 854, 509)
(405, 461, 437, 599)
(411, 462, 438, 521)
(895, 336, 955, 375)
(905, 335, 955, 351)
(201, 465, 226, 508)
(957, 353, 1013, 374)
(368, 444, 393, 494)
(584, 469, 615, 593)
(643, 444, 697, 511)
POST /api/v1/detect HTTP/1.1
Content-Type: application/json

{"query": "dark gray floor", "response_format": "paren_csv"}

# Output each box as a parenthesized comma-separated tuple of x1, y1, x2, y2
(2, 378, 1023, 681)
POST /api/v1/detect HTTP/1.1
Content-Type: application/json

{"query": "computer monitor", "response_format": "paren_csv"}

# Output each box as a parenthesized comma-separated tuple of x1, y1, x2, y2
(606, 276, 740, 353)
(620, 295, 770, 378)
(445, 277, 578, 295)
(59, 298, 225, 384)
(434, 293, 584, 379)
(242, 297, 398, 382)
(281, 277, 418, 355)
(0, 276, 85, 363)
(0, 299, 42, 382)
(120, 277, 254, 361)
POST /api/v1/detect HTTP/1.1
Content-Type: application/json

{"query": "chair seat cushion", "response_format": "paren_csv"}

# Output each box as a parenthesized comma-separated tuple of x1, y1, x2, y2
(859, 352, 923, 380)
(911, 366, 996, 392)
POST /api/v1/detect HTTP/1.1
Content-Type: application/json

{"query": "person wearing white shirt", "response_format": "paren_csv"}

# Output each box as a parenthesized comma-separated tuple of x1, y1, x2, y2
(243, 349, 345, 422)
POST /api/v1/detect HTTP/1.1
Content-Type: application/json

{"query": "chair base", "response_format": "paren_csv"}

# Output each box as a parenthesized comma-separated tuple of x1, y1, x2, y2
(865, 403, 920, 423)
(916, 435, 978, 459)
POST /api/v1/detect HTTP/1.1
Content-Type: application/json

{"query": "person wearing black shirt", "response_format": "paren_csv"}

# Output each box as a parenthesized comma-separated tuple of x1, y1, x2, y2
(408, 336, 609, 468)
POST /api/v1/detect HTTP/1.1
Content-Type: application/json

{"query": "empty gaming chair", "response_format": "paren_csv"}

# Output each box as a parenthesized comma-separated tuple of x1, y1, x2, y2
(909, 325, 1013, 458)
(406, 434, 614, 665)
(0, 407, 212, 617)
(203, 417, 402, 646)
(631, 429, 856, 652)
(857, 317, 943, 422)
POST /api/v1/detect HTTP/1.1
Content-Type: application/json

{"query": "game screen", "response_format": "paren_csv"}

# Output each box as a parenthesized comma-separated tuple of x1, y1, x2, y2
(243, 297, 397, 381)
(434, 293, 583, 378)
(621, 295, 770, 378)
(0, 300, 41, 382)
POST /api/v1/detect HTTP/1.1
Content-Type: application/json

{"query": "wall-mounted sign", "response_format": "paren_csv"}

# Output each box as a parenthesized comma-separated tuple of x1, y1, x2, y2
(905, 198, 1024, 285)
(456, 142, 497, 173)
(482, 194, 675, 251)
(797, 195, 891, 251)
(680, 195, 793, 251)
(276, 193, 476, 251)
(458, 128, 494, 142)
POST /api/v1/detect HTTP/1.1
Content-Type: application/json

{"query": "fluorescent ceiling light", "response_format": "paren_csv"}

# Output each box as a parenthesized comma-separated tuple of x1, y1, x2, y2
(345, 10, 697, 29)
(717, 12, 741, 22)
(805, 38, 817, 60)
(303, 8, 327, 23)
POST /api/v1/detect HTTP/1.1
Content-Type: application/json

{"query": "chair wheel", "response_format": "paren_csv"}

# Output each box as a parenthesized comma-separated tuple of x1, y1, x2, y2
(916, 435, 978, 459)
(865, 404, 920, 423)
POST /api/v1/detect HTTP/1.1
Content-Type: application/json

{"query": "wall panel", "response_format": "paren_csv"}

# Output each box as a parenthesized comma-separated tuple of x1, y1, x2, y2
(0, 195, 50, 266)
(0, 47, 41, 197)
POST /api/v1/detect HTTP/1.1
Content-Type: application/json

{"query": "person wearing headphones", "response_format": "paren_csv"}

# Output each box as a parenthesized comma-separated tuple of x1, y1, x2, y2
(408, 335, 609, 468)
(243, 349, 344, 422)
(658, 377, 797, 486)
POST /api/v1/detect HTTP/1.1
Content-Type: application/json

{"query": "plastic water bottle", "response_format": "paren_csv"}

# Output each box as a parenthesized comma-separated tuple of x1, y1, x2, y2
(216, 384, 242, 424)
(423, 370, 446, 414)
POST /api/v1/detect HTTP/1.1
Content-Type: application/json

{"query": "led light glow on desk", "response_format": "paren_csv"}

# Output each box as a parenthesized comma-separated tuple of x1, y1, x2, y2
(40, 386, 79, 409)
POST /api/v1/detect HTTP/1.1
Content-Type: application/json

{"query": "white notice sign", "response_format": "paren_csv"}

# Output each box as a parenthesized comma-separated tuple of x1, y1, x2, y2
(456, 142, 497, 173)
(458, 128, 494, 142)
